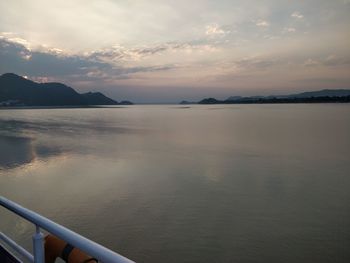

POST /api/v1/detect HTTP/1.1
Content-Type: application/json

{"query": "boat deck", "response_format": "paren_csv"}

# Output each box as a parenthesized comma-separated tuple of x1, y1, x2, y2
(0, 244, 21, 263)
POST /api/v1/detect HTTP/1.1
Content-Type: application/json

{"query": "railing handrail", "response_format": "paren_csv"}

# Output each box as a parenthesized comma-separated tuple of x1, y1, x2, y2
(0, 196, 135, 263)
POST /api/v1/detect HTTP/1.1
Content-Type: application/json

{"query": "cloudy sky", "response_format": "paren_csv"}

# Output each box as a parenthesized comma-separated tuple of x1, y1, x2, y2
(1, 0, 350, 102)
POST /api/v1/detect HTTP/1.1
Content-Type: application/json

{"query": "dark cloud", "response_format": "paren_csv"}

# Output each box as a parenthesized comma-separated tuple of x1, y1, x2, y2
(0, 38, 176, 81)
(0, 38, 111, 77)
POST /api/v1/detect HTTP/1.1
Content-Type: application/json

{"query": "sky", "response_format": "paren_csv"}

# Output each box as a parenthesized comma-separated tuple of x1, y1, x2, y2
(1, 0, 350, 102)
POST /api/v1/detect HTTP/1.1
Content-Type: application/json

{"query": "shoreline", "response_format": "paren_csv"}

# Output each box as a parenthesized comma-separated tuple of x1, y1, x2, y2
(0, 105, 131, 110)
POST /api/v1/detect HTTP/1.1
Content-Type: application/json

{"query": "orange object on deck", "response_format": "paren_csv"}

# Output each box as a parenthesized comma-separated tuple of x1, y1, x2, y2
(45, 235, 97, 263)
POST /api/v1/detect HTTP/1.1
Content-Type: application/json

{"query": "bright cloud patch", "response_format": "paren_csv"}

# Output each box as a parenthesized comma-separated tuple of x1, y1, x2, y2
(291, 11, 304, 19)
(256, 20, 270, 27)
(205, 24, 229, 37)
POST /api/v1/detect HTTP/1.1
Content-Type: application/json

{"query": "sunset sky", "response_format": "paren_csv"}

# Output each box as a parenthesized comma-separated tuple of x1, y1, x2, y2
(1, 0, 350, 102)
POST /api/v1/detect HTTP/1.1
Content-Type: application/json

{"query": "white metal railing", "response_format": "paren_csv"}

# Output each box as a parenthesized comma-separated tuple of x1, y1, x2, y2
(0, 196, 135, 263)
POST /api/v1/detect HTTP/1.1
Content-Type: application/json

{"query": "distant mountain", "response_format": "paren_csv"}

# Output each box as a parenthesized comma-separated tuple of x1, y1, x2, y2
(198, 98, 220, 104)
(225, 95, 264, 102)
(286, 89, 350, 99)
(0, 73, 132, 106)
(226, 96, 242, 101)
(197, 89, 350, 104)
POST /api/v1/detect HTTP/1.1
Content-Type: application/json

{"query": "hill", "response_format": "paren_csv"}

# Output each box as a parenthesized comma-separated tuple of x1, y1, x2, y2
(197, 89, 350, 104)
(286, 89, 350, 99)
(225, 89, 350, 102)
(81, 92, 117, 105)
(0, 73, 132, 106)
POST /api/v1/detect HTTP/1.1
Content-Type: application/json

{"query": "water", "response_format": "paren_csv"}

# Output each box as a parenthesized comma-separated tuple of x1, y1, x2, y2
(0, 104, 349, 263)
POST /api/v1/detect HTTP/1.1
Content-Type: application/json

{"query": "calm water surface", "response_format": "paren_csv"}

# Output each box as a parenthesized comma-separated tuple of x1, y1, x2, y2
(0, 104, 349, 263)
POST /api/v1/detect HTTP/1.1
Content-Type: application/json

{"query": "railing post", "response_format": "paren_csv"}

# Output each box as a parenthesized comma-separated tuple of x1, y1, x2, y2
(32, 225, 45, 263)
(1, 196, 134, 263)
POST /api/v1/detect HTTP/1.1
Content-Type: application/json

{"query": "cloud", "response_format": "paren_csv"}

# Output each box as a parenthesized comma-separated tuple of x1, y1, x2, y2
(255, 20, 270, 27)
(303, 58, 320, 67)
(90, 42, 218, 60)
(233, 56, 284, 71)
(0, 36, 177, 83)
(324, 55, 350, 66)
(302, 55, 350, 68)
(205, 24, 229, 37)
(283, 27, 296, 33)
(291, 12, 303, 19)
(0, 37, 109, 77)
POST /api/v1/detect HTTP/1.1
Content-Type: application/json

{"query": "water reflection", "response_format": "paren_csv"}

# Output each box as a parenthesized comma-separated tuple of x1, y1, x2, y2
(0, 118, 134, 137)
(0, 115, 140, 170)
(0, 136, 35, 169)
(0, 134, 70, 170)
(0, 105, 349, 263)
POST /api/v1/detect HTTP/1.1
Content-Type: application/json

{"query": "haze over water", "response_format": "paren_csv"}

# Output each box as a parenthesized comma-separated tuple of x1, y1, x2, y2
(0, 104, 349, 263)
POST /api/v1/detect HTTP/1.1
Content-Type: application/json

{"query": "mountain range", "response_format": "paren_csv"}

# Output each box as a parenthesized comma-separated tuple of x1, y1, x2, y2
(0, 73, 132, 106)
(1, 73, 349, 106)
(196, 89, 350, 104)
